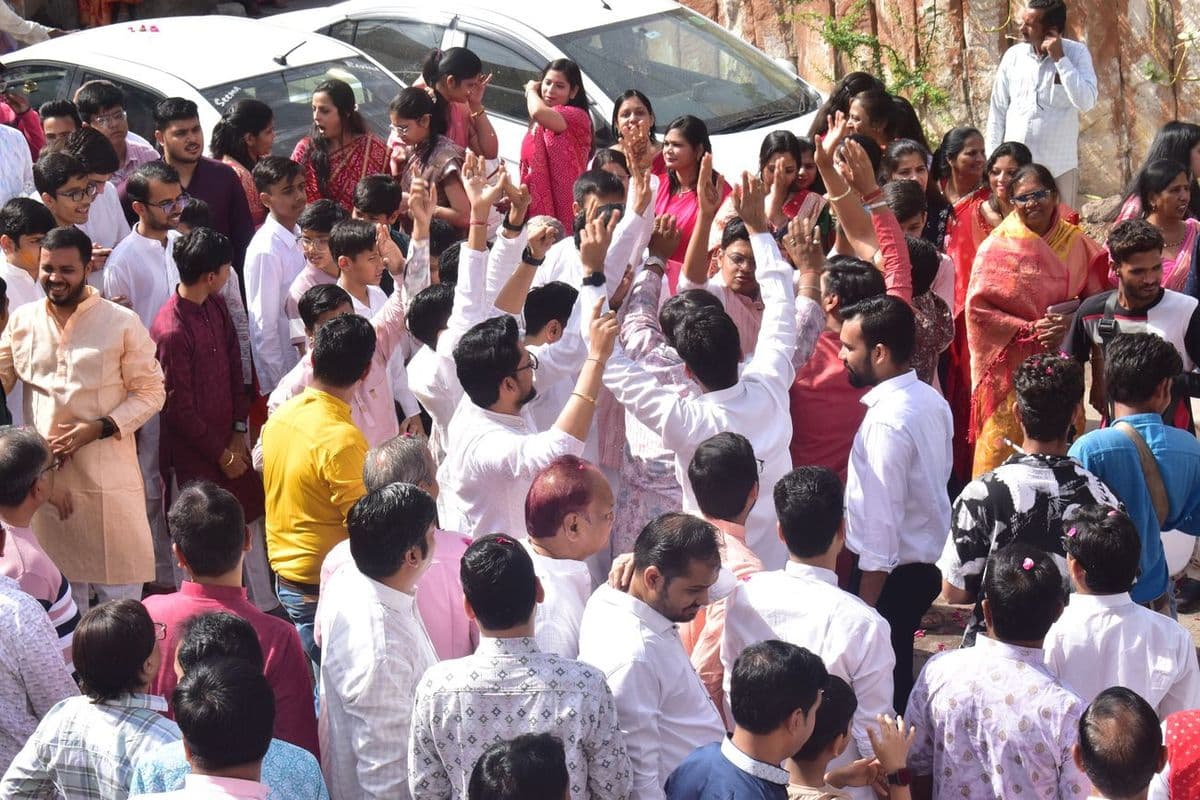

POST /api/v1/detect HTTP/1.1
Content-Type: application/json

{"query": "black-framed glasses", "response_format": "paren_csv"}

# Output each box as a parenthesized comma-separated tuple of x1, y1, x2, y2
(55, 183, 99, 203)
(513, 352, 539, 374)
(147, 193, 190, 213)
(1013, 188, 1052, 206)
(755, 458, 764, 474)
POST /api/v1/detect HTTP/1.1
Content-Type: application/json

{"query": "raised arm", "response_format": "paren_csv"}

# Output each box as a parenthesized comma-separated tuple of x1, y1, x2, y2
(815, 113, 878, 262)
(1052, 38, 1098, 112)
(621, 216, 681, 360)
(524, 80, 568, 133)
(679, 153, 723, 290)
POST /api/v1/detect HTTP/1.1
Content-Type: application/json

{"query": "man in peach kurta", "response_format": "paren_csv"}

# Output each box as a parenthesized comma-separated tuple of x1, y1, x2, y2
(0, 226, 164, 610)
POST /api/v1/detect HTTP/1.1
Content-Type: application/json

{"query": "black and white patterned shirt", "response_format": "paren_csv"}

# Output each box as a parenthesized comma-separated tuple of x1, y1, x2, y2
(937, 452, 1121, 645)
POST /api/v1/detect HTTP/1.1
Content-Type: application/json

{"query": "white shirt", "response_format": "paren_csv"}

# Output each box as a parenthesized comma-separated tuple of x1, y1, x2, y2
(408, 636, 633, 800)
(317, 568, 436, 800)
(79, 181, 132, 290)
(348, 285, 387, 319)
(984, 39, 1098, 176)
(407, 345, 460, 466)
(721, 562, 894, 781)
(578, 584, 725, 800)
(524, 540, 592, 659)
(246, 216, 304, 393)
(1044, 591, 1200, 716)
(0, 125, 33, 208)
(0, 257, 42, 425)
(601, 233, 802, 569)
(102, 228, 180, 330)
(845, 370, 953, 573)
(533, 186, 654, 290)
(0, 2, 52, 43)
(523, 298, 596, 462)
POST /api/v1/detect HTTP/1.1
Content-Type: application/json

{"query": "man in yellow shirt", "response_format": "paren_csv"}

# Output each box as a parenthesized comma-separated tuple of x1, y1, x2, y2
(262, 311, 375, 664)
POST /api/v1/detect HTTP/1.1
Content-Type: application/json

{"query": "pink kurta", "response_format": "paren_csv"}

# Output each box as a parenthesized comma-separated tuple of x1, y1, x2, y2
(520, 105, 592, 231)
(0, 288, 165, 584)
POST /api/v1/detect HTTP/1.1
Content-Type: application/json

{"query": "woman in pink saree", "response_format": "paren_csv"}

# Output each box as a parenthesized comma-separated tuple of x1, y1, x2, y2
(966, 164, 1107, 477)
(520, 59, 592, 232)
(291, 79, 388, 213)
(1114, 159, 1200, 299)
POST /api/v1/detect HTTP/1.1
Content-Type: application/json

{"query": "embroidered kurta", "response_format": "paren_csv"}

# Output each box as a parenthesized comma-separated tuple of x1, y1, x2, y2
(151, 291, 263, 520)
(0, 288, 164, 584)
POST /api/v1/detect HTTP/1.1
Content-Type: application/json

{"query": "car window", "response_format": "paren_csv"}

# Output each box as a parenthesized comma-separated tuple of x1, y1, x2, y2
(351, 19, 444, 85)
(202, 57, 403, 157)
(80, 71, 163, 143)
(552, 7, 819, 135)
(2, 63, 72, 117)
(462, 33, 541, 121)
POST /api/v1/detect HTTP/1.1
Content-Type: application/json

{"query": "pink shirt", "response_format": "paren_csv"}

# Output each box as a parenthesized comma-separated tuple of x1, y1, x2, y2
(130, 774, 269, 799)
(317, 529, 477, 660)
(141, 581, 319, 757)
(284, 265, 338, 339)
(0, 522, 77, 666)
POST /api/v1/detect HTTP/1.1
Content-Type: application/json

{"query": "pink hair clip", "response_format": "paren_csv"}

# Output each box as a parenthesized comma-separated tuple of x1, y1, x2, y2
(1066, 527, 1077, 538)
(1022, 557, 1035, 571)
(1108, 510, 1120, 518)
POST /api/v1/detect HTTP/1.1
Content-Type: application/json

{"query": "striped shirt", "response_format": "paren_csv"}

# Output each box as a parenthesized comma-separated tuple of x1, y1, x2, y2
(1, 523, 80, 667)
(0, 693, 181, 799)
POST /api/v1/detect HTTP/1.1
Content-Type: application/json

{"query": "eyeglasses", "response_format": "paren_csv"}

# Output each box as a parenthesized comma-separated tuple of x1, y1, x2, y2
(146, 193, 190, 213)
(726, 253, 756, 270)
(153, 622, 167, 641)
(755, 457, 764, 474)
(389, 123, 410, 137)
(513, 351, 539, 374)
(89, 109, 127, 129)
(55, 183, 99, 203)
(298, 235, 330, 251)
(1012, 188, 1052, 206)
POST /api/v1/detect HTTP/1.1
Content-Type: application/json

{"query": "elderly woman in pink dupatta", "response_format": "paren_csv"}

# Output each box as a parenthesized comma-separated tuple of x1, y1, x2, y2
(966, 164, 1107, 477)
(520, 59, 592, 232)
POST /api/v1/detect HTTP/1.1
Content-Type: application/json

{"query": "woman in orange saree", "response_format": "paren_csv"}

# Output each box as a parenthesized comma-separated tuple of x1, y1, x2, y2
(291, 79, 388, 213)
(966, 164, 1106, 477)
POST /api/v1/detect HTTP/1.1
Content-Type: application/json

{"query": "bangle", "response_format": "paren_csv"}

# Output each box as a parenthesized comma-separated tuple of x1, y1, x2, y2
(867, 201, 890, 212)
(828, 186, 853, 203)
(860, 188, 883, 204)
(222, 451, 235, 467)
(470, 219, 488, 226)
(471, 107, 486, 120)
(572, 391, 597, 405)
(586, 357, 603, 364)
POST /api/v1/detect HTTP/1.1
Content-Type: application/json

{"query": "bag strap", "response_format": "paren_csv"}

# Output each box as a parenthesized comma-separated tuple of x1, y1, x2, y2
(1097, 292, 1121, 421)
(1114, 421, 1170, 527)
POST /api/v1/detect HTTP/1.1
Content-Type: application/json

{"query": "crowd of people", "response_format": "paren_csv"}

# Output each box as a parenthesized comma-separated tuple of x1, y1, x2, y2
(1, 0, 1200, 796)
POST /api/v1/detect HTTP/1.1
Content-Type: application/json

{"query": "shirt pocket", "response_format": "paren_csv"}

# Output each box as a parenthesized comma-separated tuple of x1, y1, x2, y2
(1150, 656, 1176, 693)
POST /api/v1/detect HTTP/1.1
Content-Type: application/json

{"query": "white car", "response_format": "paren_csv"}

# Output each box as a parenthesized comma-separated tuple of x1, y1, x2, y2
(0, 15, 406, 156)
(275, 0, 824, 177)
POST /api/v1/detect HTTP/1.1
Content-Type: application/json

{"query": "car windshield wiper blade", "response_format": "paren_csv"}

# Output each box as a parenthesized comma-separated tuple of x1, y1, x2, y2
(718, 104, 791, 133)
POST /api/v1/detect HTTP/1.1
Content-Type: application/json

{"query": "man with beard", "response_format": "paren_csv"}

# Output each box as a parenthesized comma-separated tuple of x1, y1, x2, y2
(839, 293, 952, 711)
(578, 512, 726, 800)
(0, 225, 165, 611)
(146, 98, 253, 280)
(435, 158, 619, 540)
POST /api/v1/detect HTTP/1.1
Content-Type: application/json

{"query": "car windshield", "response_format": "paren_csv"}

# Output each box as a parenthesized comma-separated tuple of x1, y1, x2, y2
(201, 57, 401, 156)
(551, 7, 819, 136)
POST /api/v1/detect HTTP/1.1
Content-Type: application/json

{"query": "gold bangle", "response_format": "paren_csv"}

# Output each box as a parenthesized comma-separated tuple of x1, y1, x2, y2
(223, 451, 235, 467)
(572, 391, 597, 405)
(586, 357, 603, 364)
(828, 186, 853, 203)
(471, 107, 486, 120)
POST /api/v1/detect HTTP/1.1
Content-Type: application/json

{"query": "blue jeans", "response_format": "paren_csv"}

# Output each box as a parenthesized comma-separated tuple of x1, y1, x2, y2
(275, 579, 321, 666)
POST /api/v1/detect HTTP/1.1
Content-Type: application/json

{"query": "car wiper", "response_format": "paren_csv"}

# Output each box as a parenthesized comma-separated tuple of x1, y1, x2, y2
(719, 106, 789, 134)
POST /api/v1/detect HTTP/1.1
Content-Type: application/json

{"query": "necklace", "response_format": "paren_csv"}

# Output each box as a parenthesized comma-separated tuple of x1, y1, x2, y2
(1162, 228, 1186, 249)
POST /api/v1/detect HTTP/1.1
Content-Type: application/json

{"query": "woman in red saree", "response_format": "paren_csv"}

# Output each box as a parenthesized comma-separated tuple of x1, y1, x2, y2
(520, 59, 592, 232)
(966, 164, 1106, 477)
(291, 79, 388, 213)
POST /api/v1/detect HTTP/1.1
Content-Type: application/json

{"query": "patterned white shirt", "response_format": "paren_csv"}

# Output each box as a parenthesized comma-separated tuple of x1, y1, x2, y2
(0, 575, 79, 774)
(1044, 591, 1200, 716)
(318, 568, 437, 800)
(0, 692, 181, 799)
(905, 635, 1089, 799)
(984, 39, 1098, 177)
(408, 636, 632, 800)
(578, 584, 725, 800)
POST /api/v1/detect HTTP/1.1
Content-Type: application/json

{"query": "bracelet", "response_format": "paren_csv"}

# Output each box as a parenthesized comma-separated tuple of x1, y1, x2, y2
(867, 200, 890, 212)
(572, 391, 597, 405)
(586, 357, 603, 364)
(501, 214, 523, 233)
(222, 451, 235, 467)
(471, 107, 486, 119)
(860, 188, 883, 204)
(828, 186, 853, 203)
(470, 219, 488, 227)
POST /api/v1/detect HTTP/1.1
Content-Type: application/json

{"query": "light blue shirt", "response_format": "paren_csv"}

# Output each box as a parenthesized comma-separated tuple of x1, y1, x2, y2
(1069, 413, 1200, 603)
(129, 738, 329, 800)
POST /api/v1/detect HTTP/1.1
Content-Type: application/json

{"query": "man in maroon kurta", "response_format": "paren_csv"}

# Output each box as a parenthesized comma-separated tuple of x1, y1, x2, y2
(142, 480, 319, 757)
(150, 227, 262, 522)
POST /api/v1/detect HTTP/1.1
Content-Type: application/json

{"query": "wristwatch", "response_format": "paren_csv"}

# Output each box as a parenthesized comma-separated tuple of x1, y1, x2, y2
(644, 255, 666, 273)
(521, 246, 545, 267)
(887, 769, 912, 787)
(97, 416, 117, 440)
(233, 421, 248, 433)
(501, 213, 523, 233)
(581, 271, 606, 287)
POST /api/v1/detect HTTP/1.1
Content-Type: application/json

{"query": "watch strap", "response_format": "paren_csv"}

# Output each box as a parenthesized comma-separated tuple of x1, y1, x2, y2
(581, 271, 606, 287)
(521, 246, 545, 267)
(886, 769, 911, 786)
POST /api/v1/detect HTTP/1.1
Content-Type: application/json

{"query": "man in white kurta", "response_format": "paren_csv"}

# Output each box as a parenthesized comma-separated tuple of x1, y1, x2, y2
(0, 226, 163, 609)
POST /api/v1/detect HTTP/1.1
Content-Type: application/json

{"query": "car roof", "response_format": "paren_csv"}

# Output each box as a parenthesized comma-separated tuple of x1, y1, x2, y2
(276, 0, 683, 40)
(3, 16, 363, 89)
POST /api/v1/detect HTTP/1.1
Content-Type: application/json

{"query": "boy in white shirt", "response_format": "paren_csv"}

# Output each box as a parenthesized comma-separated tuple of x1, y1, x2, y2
(1045, 505, 1200, 715)
(286, 200, 346, 347)
(59, 127, 130, 289)
(0, 198, 55, 425)
(331, 218, 387, 319)
(245, 156, 306, 395)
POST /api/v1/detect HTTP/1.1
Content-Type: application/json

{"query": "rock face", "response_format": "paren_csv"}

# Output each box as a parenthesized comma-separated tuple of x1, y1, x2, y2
(680, 0, 1196, 197)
